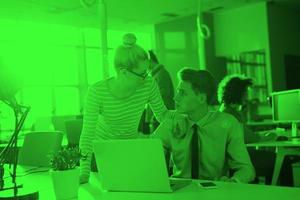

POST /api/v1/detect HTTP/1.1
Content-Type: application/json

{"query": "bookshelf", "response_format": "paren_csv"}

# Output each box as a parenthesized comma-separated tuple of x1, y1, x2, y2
(226, 50, 268, 103)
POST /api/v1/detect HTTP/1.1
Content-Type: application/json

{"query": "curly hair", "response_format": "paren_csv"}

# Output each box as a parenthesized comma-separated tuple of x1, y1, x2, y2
(217, 75, 253, 105)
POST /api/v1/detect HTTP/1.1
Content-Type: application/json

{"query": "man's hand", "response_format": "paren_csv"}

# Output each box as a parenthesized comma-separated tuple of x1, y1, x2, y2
(219, 176, 238, 183)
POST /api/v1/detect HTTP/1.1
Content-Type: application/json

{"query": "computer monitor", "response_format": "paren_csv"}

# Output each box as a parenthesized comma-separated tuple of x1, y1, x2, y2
(272, 89, 300, 137)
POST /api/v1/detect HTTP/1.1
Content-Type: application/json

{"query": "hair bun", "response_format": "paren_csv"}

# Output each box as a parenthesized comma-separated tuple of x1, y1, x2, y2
(123, 33, 137, 48)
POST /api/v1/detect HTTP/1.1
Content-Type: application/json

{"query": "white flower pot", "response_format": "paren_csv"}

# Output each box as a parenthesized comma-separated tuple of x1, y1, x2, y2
(50, 168, 80, 200)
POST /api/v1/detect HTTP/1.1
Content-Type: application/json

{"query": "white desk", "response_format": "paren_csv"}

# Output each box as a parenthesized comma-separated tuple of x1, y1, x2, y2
(0, 137, 69, 148)
(247, 140, 300, 185)
(247, 140, 300, 148)
(1, 171, 299, 200)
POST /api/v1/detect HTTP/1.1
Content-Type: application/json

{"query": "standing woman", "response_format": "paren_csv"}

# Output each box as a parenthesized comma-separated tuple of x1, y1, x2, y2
(79, 33, 170, 183)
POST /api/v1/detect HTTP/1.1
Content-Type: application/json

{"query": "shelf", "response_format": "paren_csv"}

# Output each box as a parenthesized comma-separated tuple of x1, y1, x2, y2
(226, 60, 266, 67)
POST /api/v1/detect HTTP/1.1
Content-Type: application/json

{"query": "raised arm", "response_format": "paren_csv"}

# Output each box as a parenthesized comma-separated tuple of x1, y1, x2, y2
(155, 69, 175, 109)
(148, 79, 172, 123)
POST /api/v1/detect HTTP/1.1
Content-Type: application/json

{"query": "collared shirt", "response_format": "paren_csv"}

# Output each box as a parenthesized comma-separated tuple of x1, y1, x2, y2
(152, 111, 255, 183)
(219, 104, 245, 123)
(220, 104, 261, 144)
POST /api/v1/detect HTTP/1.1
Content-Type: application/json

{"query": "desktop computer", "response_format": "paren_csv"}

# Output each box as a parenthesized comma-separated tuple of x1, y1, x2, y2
(272, 89, 300, 138)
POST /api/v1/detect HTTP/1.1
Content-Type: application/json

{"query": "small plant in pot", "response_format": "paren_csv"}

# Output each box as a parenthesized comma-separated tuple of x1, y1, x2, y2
(50, 147, 85, 200)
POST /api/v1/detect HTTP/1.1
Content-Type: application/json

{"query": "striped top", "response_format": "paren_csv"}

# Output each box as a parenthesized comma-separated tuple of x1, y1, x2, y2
(79, 76, 168, 176)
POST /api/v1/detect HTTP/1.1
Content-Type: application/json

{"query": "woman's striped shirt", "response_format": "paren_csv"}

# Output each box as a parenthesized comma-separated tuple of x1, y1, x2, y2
(79, 76, 168, 176)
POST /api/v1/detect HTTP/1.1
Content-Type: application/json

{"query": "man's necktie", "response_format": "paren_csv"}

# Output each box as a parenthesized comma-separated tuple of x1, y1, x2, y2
(191, 124, 199, 179)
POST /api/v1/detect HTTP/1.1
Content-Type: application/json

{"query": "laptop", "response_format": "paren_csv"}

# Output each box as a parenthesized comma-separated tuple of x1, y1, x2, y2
(93, 138, 191, 193)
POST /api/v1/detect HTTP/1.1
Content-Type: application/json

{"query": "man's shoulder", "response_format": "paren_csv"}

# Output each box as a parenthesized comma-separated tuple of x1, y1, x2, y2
(206, 112, 244, 140)
(210, 111, 241, 129)
(215, 111, 238, 121)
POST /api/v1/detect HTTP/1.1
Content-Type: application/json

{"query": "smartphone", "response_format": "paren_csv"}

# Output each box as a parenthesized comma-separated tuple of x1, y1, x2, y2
(198, 181, 217, 189)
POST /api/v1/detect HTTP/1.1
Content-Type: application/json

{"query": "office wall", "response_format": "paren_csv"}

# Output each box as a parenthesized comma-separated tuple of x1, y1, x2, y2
(154, 15, 199, 87)
(212, 2, 274, 94)
(213, 2, 269, 56)
(154, 14, 226, 90)
(202, 13, 227, 86)
(212, 1, 300, 92)
(267, 2, 300, 91)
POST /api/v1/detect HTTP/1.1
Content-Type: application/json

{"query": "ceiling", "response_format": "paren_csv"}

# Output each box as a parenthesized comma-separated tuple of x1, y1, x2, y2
(0, 0, 299, 30)
(0, 0, 197, 31)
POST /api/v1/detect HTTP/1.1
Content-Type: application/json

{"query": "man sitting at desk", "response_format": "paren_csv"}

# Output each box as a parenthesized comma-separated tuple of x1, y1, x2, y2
(152, 68, 255, 183)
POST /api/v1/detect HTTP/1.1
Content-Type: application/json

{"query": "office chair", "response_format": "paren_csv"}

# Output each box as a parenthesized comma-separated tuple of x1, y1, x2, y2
(65, 119, 83, 147)
(52, 115, 77, 134)
(65, 119, 97, 172)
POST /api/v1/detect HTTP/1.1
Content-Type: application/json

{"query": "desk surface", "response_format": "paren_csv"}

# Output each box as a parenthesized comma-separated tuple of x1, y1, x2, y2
(0, 137, 69, 148)
(1, 170, 299, 200)
(247, 121, 276, 126)
(246, 140, 300, 147)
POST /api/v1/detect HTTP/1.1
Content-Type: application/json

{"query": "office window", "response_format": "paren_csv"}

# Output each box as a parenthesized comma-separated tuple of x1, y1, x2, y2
(83, 28, 101, 47)
(22, 87, 53, 129)
(54, 87, 80, 116)
(0, 20, 82, 132)
(51, 47, 79, 86)
(86, 49, 104, 85)
(0, 102, 15, 140)
(0, 19, 154, 136)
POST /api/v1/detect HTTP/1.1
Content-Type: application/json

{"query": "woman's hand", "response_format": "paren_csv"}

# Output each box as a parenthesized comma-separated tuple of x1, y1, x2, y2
(171, 111, 189, 138)
(80, 174, 90, 184)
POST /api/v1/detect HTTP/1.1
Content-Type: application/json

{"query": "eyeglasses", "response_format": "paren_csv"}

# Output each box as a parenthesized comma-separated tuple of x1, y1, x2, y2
(127, 69, 151, 80)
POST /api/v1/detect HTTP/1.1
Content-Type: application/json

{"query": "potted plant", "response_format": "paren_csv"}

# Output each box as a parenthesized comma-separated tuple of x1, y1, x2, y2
(50, 147, 85, 200)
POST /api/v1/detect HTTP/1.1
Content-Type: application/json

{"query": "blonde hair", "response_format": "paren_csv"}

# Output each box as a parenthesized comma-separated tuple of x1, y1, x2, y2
(114, 33, 148, 71)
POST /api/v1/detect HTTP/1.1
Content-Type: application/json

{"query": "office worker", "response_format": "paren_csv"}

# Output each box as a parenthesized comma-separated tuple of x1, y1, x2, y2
(217, 75, 294, 185)
(148, 50, 175, 110)
(152, 68, 255, 183)
(79, 33, 173, 184)
(217, 75, 278, 143)
(139, 50, 175, 134)
(217, 75, 261, 144)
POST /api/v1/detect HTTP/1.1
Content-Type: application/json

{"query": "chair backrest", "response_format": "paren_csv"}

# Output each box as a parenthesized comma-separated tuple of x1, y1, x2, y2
(18, 131, 63, 167)
(51, 115, 77, 134)
(65, 119, 83, 146)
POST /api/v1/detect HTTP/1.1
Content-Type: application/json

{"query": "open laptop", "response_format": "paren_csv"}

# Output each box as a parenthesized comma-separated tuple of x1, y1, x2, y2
(93, 138, 191, 193)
